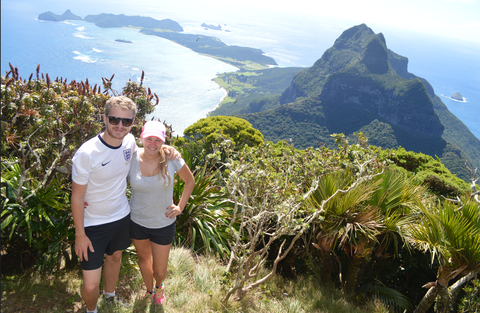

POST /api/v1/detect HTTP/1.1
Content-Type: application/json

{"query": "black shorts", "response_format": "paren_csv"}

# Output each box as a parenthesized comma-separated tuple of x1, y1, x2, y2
(130, 220, 176, 246)
(81, 214, 131, 270)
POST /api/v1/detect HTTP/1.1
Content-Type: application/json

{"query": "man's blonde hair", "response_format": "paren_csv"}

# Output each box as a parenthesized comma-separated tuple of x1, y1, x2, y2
(105, 96, 137, 117)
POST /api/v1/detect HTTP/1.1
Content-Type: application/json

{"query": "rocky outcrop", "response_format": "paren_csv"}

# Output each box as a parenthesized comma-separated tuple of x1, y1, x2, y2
(361, 34, 389, 74)
(242, 23, 480, 178)
(279, 80, 306, 104)
(201, 23, 222, 30)
(319, 73, 444, 137)
(280, 24, 445, 137)
(387, 50, 414, 79)
(38, 9, 82, 21)
(451, 92, 464, 101)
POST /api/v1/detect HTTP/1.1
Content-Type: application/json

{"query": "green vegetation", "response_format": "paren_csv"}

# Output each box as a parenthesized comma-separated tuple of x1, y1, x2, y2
(380, 147, 470, 197)
(355, 119, 398, 148)
(3, 66, 480, 313)
(83, 13, 183, 31)
(1, 65, 157, 271)
(1, 247, 387, 313)
(180, 116, 264, 155)
(214, 24, 480, 182)
(211, 67, 304, 116)
(139, 29, 277, 69)
(35, 14, 480, 182)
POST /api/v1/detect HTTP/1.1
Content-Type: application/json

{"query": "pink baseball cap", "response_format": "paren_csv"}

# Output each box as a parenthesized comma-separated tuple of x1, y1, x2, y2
(141, 121, 166, 142)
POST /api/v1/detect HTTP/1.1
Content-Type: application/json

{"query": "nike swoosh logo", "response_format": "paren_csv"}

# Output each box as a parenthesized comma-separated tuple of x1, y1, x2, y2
(102, 161, 111, 166)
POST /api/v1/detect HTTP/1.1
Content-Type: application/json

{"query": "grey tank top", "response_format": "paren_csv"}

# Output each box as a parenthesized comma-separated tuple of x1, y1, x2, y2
(128, 151, 185, 229)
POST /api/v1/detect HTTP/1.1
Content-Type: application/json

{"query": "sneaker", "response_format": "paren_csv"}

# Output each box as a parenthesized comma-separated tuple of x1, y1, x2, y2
(144, 290, 155, 301)
(154, 284, 165, 305)
(103, 294, 131, 307)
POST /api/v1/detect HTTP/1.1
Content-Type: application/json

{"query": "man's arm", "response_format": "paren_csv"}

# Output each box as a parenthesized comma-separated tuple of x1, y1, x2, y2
(163, 144, 181, 160)
(71, 182, 94, 261)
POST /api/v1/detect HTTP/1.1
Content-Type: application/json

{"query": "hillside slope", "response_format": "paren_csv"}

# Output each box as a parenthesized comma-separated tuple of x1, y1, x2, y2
(239, 24, 479, 180)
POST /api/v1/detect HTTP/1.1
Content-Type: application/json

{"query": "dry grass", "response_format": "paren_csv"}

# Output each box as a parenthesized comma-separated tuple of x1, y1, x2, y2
(1, 247, 387, 313)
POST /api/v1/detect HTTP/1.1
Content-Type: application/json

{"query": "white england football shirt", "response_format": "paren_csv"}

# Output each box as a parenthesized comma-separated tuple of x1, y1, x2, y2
(72, 133, 137, 227)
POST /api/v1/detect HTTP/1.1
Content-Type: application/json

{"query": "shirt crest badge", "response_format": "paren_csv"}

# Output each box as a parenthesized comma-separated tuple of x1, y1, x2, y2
(123, 148, 132, 161)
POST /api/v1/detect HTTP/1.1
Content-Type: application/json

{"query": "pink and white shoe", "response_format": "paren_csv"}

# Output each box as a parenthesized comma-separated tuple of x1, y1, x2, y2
(144, 290, 155, 301)
(154, 284, 165, 305)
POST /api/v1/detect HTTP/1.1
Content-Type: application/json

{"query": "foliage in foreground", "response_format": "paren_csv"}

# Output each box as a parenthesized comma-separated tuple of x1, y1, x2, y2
(1, 247, 387, 313)
(172, 147, 233, 260)
(1, 65, 158, 271)
(2, 66, 480, 313)
(381, 147, 470, 197)
(182, 115, 264, 154)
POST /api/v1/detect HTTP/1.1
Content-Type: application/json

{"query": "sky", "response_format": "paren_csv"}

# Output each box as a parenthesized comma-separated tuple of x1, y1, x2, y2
(22, 0, 480, 45)
(202, 0, 480, 44)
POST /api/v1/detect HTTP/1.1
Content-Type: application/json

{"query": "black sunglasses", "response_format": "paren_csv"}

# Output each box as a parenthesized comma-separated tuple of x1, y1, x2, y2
(107, 116, 134, 127)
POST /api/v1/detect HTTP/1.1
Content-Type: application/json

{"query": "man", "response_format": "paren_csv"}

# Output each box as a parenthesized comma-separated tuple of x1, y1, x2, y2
(71, 96, 175, 313)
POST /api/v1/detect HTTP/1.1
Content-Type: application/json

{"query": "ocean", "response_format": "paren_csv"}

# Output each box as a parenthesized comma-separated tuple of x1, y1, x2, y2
(1, 0, 479, 140)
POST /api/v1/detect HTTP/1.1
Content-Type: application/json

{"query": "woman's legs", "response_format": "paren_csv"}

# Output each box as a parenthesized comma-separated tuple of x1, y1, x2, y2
(151, 242, 172, 287)
(132, 238, 154, 293)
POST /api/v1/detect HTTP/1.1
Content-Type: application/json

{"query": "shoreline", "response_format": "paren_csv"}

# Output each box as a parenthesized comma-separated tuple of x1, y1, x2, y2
(129, 26, 237, 117)
(449, 97, 467, 103)
(211, 84, 228, 113)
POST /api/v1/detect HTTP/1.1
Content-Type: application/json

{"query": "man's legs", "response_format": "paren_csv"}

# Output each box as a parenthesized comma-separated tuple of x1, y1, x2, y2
(82, 268, 102, 311)
(103, 250, 123, 294)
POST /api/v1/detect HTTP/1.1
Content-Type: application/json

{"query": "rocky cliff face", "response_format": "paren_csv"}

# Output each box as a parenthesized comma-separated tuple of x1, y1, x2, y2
(280, 23, 444, 137)
(242, 23, 480, 179)
(319, 76, 444, 137)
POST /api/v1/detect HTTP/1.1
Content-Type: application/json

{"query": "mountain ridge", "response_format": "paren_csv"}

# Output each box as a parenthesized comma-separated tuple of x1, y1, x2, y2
(235, 24, 479, 180)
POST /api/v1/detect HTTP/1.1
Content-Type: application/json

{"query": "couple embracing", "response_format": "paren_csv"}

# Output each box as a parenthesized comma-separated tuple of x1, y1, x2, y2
(71, 96, 194, 313)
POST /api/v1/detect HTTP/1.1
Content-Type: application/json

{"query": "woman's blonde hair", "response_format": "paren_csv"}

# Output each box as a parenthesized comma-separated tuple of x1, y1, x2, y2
(157, 147, 171, 186)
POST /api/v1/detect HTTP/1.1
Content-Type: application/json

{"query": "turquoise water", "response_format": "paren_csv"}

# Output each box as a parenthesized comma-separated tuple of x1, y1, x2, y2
(2, 0, 479, 139)
(1, 0, 237, 135)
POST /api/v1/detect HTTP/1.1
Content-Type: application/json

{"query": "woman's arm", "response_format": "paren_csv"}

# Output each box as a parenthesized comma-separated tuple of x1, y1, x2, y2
(165, 164, 195, 219)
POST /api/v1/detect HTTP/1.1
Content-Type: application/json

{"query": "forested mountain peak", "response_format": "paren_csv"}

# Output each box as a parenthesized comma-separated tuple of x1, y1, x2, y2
(332, 23, 377, 51)
(239, 24, 480, 180)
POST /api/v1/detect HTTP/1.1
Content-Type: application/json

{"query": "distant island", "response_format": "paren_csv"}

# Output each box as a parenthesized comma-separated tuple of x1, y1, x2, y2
(139, 29, 277, 68)
(38, 9, 82, 21)
(201, 23, 222, 30)
(450, 92, 465, 101)
(83, 13, 183, 31)
(115, 39, 133, 43)
(37, 10, 276, 69)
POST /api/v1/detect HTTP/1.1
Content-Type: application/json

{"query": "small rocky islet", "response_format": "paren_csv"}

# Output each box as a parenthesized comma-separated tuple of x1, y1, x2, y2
(451, 92, 465, 101)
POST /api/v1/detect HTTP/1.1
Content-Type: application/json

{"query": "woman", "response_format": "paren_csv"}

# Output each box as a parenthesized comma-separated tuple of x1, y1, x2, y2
(128, 120, 194, 305)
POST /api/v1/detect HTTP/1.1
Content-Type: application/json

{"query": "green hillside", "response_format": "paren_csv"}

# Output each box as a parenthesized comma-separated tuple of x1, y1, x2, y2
(230, 24, 479, 181)
(140, 29, 277, 68)
(83, 13, 183, 31)
(209, 67, 304, 116)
